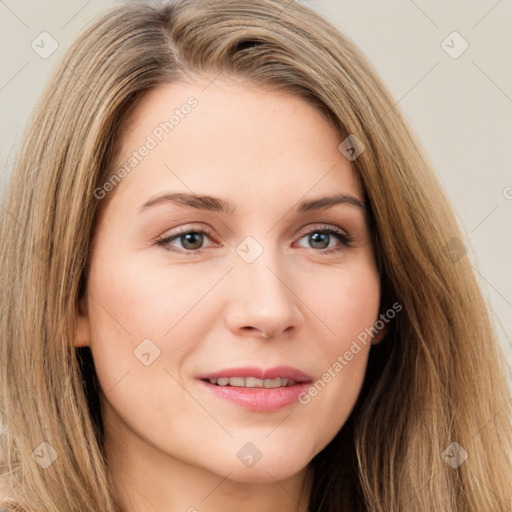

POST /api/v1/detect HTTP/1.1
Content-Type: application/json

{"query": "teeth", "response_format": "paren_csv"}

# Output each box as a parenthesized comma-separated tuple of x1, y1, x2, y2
(245, 377, 264, 387)
(206, 377, 296, 388)
(264, 378, 286, 388)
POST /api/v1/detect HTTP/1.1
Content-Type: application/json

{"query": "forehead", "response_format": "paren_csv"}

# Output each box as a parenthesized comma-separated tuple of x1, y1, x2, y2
(104, 76, 363, 212)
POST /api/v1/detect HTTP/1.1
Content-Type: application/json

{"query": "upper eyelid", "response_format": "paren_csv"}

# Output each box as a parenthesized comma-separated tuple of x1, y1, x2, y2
(296, 223, 348, 236)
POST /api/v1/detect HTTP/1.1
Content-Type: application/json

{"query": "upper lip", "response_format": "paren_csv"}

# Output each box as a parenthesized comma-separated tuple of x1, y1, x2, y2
(197, 365, 313, 383)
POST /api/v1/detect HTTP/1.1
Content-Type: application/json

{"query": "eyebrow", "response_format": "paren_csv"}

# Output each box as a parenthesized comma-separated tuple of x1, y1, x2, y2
(139, 192, 366, 214)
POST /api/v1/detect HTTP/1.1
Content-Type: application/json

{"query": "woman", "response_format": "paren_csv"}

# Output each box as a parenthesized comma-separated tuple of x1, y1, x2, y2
(0, 0, 510, 510)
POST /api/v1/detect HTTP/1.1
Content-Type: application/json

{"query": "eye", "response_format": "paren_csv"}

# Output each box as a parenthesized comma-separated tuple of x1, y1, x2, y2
(155, 224, 353, 255)
(155, 226, 216, 254)
(295, 225, 353, 254)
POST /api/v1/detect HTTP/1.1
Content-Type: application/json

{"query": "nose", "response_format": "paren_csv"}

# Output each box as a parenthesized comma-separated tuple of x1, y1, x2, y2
(223, 249, 304, 340)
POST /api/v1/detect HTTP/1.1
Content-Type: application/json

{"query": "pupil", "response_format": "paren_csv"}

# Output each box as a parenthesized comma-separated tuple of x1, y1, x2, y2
(182, 232, 203, 249)
(310, 232, 329, 249)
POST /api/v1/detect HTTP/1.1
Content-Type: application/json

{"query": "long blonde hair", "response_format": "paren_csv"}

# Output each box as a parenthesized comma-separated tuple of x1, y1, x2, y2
(1, 1, 510, 510)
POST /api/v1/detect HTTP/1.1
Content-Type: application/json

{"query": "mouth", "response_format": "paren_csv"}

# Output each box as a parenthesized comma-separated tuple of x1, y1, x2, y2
(202, 376, 298, 388)
(196, 366, 313, 412)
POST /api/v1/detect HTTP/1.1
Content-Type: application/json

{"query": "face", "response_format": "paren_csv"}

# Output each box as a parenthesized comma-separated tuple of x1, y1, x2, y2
(75, 75, 383, 484)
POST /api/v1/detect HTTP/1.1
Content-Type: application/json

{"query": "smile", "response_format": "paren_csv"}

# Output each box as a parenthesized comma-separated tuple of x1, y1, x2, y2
(204, 377, 297, 388)
(196, 366, 313, 412)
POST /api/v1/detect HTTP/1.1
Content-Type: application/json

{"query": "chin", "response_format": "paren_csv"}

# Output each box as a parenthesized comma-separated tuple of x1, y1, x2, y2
(208, 452, 311, 484)
(227, 466, 307, 484)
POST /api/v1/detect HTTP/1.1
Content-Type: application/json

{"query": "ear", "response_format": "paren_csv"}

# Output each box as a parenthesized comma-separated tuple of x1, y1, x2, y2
(73, 293, 91, 347)
(371, 318, 390, 345)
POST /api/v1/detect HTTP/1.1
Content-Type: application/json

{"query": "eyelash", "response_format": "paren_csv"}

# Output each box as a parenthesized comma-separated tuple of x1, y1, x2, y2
(155, 224, 353, 256)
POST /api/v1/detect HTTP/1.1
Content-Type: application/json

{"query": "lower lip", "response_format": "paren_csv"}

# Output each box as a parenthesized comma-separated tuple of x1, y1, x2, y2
(198, 380, 311, 412)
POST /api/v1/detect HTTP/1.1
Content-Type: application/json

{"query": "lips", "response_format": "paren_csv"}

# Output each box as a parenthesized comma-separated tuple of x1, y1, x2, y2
(196, 366, 313, 412)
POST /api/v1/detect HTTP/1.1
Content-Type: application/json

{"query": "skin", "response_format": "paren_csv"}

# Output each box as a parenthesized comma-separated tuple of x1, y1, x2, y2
(74, 74, 385, 512)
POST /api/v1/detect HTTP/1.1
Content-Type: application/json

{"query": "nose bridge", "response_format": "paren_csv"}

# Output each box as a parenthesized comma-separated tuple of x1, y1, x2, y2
(224, 235, 303, 337)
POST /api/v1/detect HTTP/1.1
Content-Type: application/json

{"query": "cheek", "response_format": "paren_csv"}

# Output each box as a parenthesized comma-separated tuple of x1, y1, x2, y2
(87, 252, 214, 339)
(84, 253, 214, 437)
(84, 257, 171, 382)
(85, 250, 229, 390)
(303, 258, 381, 345)
(293, 260, 380, 446)
(324, 264, 380, 376)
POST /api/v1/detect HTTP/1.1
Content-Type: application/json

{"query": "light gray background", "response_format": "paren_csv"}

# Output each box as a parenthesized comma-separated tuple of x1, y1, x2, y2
(1, 0, 511, 380)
